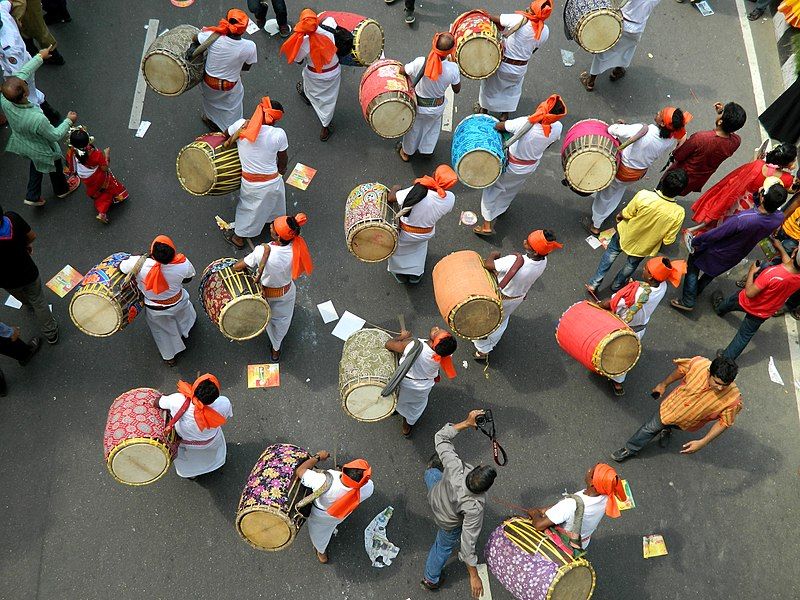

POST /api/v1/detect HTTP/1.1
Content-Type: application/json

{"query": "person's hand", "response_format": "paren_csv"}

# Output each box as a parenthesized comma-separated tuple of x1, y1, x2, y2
(398, 329, 412, 340)
(714, 102, 724, 114)
(615, 213, 624, 222)
(315, 450, 330, 461)
(469, 573, 484, 599)
(616, 119, 626, 124)
(770, 236, 782, 250)
(465, 409, 485, 429)
(651, 382, 666, 399)
(10, 326, 20, 342)
(748, 261, 760, 275)
(488, 251, 502, 260)
(38, 45, 55, 61)
(680, 439, 705, 454)
(66, 111, 78, 123)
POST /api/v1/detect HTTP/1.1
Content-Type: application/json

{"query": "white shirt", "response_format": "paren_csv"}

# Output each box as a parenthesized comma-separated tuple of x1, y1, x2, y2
(296, 17, 339, 76)
(495, 254, 547, 298)
(505, 117, 562, 175)
(198, 31, 257, 81)
(621, 0, 661, 34)
(0, 1, 43, 105)
(609, 123, 676, 171)
(158, 392, 232, 442)
(500, 14, 549, 75)
(404, 57, 460, 116)
(396, 187, 455, 240)
(243, 242, 293, 287)
(70, 154, 97, 179)
(120, 256, 196, 305)
(544, 490, 608, 548)
(611, 280, 667, 330)
(301, 468, 375, 513)
(228, 118, 288, 176)
(401, 340, 440, 381)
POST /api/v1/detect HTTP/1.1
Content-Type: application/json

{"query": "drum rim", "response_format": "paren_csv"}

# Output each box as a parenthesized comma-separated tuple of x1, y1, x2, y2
(217, 293, 271, 341)
(69, 287, 125, 338)
(549, 556, 597, 600)
(346, 220, 399, 263)
(366, 94, 417, 139)
(352, 18, 385, 66)
(340, 381, 397, 422)
(562, 146, 618, 193)
(235, 505, 297, 551)
(455, 149, 504, 189)
(448, 294, 504, 340)
(142, 50, 192, 97)
(592, 328, 641, 377)
(574, 8, 623, 54)
(106, 436, 173, 486)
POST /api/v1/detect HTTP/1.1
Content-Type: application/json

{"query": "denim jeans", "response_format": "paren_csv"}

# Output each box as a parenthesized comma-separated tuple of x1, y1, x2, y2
(587, 233, 644, 291)
(6, 276, 58, 339)
(776, 228, 798, 255)
(424, 468, 461, 584)
(26, 159, 68, 202)
(679, 255, 715, 308)
(624, 409, 676, 453)
(716, 292, 766, 360)
(247, 0, 287, 25)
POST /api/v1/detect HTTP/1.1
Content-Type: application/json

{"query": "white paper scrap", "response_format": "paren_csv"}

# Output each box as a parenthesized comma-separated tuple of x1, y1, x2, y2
(264, 19, 280, 35)
(4, 295, 22, 309)
(768, 356, 784, 385)
(135, 121, 151, 138)
(695, 1, 714, 16)
(317, 300, 339, 323)
(245, 20, 259, 34)
(331, 311, 365, 341)
(585, 236, 602, 250)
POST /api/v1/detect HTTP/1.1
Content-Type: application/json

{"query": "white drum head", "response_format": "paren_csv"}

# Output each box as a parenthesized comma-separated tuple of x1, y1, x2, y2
(371, 100, 415, 138)
(110, 441, 169, 485)
(343, 384, 396, 422)
(457, 150, 502, 189)
(143, 53, 187, 96)
(70, 292, 121, 337)
(566, 150, 617, 193)
(356, 21, 384, 65)
(238, 509, 293, 551)
(350, 223, 397, 262)
(459, 38, 500, 79)
(578, 12, 622, 53)
(219, 296, 270, 341)
(177, 145, 215, 195)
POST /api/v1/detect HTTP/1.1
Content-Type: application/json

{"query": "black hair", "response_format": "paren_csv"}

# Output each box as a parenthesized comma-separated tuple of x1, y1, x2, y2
(658, 169, 688, 197)
(551, 98, 566, 116)
(271, 100, 284, 113)
(436, 33, 455, 52)
(657, 108, 685, 138)
(399, 183, 430, 217)
(1, 77, 26, 104)
(709, 356, 738, 384)
(151, 241, 176, 264)
(542, 229, 557, 242)
(466, 465, 496, 494)
(0, 202, 4, 216)
(720, 102, 747, 134)
(765, 143, 797, 168)
(69, 130, 92, 164)
(433, 335, 457, 357)
(194, 379, 220, 405)
(342, 467, 365, 482)
(277, 216, 301, 245)
(761, 183, 788, 213)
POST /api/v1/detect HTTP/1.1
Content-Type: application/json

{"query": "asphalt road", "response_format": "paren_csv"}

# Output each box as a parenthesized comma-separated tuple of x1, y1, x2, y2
(1, 1, 799, 599)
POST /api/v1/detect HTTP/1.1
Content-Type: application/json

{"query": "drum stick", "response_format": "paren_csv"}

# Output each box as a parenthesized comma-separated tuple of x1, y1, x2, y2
(190, 32, 221, 59)
(398, 314, 406, 332)
(246, 238, 255, 251)
(363, 320, 401, 336)
(502, 119, 533, 150)
(222, 127, 242, 150)
(492, 496, 531, 516)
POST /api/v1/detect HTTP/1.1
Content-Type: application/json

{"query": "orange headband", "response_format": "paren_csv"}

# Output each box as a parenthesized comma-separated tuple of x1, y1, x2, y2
(646, 257, 687, 287)
(658, 107, 693, 139)
(240, 97, 283, 143)
(414, 165, 458, 198)
(424, 32, 454, 81)
(591, 463, 626, 519)
(326, 459, 372, 519)
(203, 9, 249, 36)
(280, 8, 337, 70)
(516, 0, 553, 40)
(431, 330, 456, 379)
(143, 235, 187, 295)
(273, 214, 313, 279)
(527, 230, 563, 256)
(527, 94, 567, 137)
(176, 374, 226, 431)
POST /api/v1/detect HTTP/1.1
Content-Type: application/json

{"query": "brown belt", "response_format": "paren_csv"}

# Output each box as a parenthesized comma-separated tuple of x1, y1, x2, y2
(203, 74, 237, 91)
(263, 283, 292, 298)
(146, 290, 183, 310)
(307, 64, 338, 74)
(417, 96, 445, 108)
(400, 221, 434, 234)
(242, 171, 280, 183)
(502, 57, 528, 66)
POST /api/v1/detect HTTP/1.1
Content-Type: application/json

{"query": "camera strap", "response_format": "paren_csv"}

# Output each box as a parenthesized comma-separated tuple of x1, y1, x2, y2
(477, 420, 508, 467)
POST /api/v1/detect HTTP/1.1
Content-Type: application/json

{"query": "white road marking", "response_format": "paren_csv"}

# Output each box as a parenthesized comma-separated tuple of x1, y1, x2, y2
(129, 19, 159, 130)
(441, 86, 455, 132)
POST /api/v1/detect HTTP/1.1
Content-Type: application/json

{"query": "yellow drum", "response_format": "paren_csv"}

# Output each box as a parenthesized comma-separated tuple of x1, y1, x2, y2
(176, 132, 241, 196)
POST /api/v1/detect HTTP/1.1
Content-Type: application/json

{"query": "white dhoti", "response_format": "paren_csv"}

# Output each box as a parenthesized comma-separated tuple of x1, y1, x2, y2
(144, 292, 196, 360)
(234, 178, 286, 238)
(266, 283, 296, 351)
(480, 170, 532, 222)
(402, 112, 443, 155)
(473, 296, 526, 354)
(611, 327, 645, 384)
(396, 378, 435, 425)
(307, 505, 344, 553)
(173, 430, 227, 478)
(302, 67, 340, 127)
(201, 80, 244, 132)
(591, 178, 632, 229)
(387, 234, 429, 276)
(589, 31, 643, 76)
(479, 67, 525, 113)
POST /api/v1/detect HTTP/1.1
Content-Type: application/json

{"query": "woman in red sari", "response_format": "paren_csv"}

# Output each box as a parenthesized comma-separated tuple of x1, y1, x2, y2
(66, 128, 128, 223)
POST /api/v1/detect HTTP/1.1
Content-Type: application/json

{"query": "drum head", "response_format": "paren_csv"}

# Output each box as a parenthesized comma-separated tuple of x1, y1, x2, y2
(452, 297, 502, 339)
(551, 562, 596, 600)
(350, 223, 398, 262)
(343, 383, 396, 422)
(566, 150, 616, 193)
(143, 53, 186, 96)
(371, 98, 415, 138)
(459, 38, 500, 79)
(237, 508, 294, 551)
(109, 440, 170, 485)
(177, 145, 215, 195)
(355, 21, 384, 65)
(219, 296, 270, 341)
(599, 332, 640, 375)
(578, 11, 622, 53)
(458, 150, 502, 189)
(70, 291, 122, 337)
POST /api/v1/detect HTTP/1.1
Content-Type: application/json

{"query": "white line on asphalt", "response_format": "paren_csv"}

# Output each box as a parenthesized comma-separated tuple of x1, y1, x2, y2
(441, 87, 455, 132)
(129, 19, 159, 130)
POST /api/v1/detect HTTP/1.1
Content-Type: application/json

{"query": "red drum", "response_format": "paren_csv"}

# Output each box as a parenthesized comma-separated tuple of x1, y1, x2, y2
(359, 59, 416, 138)
(555, 301, 641, 378)
(561, 119, 620, 194)
(450, 10, 502, 79)
(318, 11, 384, 66)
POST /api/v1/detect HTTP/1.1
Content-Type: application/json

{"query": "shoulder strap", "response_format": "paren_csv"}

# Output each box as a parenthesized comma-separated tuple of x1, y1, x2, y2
(255, 243, 270, 282)
(505, 14, 527, 37)
(564, 493, 586, 544)
(381, 339, 423, 396)
(164, 396, 191, 433)
(616, 125, 650, 153)
(296, 470, 334, 508)
(497, 253, 524, 289)
(122, 253, 149, 286)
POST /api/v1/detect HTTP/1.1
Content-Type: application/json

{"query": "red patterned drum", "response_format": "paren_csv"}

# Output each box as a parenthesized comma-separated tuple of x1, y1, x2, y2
(450, 10, 502, 79)
(344, 182, 398, 262)
(561, 119, 620, 194)
(176, 132, 241, 196)
(318, 11, 384, 66)
(103, 387, 178, 486)
(359, 59, 416, 138)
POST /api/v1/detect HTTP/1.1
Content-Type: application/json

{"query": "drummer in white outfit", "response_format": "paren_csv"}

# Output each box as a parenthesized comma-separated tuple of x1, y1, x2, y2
(233, 213, 313, 362)
(296, 452, 374, 563)
(120, 235, 196, 366)
(473, 230, 562, 359)
(398, 32, 461, 161)
(158, 374, 232, 479)
(474, 94, 565, 236)
(386, 326, 457, 436)
(387, 165, 458, 284)
(478, 0, 552, 120)
(281, 9, 340, 141)
(223, 97, 289, 249)
(193, 9, 257, 132)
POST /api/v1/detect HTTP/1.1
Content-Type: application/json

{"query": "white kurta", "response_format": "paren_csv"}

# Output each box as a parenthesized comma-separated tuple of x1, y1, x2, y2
(387, 187, 455, 276)
(158, 392, 233, 478)
(589, 0, 660, 75)
(609, 281, 666, 383)
(301, 469, 375, 553)
(297, 18, 341, 127)
(401, 57, 460, 155)
(244, 242, 296, 350)
(0, 2, 44, 106)
(479, 15, 548, 113)
(396, 341, 439, 425)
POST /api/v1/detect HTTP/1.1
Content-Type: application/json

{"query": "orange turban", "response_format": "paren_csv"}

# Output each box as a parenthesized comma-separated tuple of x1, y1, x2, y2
(658, 106, 693, 139)
(527, 94, 567, 137)
(431, 330, 457, 379)
(527, 230, 563, 256)
(592, 463, 626, 519)
(414, 165, 458, 198)
(176, 374, 226, 431)
(516, 0, 553, 40)
(424, 32, 454, 81)
(274, 214, 314, 279)
(203, 9, 249, 36)
(143, 235, 187, 295)
(240, 97, 284, 143)
(646, 257, 687, 287)
(280, 9, 337, 71)
(326, 459, 372, 519)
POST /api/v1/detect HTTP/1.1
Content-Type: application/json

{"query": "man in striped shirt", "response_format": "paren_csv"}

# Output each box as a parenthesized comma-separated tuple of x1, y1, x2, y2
(611, 356, 741, 462)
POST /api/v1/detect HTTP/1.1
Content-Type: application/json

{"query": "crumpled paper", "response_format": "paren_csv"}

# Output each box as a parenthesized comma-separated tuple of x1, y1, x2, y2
(364, 506, 400, 568)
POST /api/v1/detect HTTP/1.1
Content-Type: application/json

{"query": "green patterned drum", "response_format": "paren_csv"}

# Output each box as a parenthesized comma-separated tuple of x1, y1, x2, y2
(339, 329, 398, 422)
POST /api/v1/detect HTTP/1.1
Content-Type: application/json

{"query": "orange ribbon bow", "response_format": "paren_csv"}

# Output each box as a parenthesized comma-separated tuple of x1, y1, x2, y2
(527, 94, 567, 137)
(646, 257, 687, 288)
(280, 8, 337, 71)
(658, 106, 694, 139)
(516, 0, 553, 40)
(414, 165, 458, 199)
(143, 235, 187, 295)
(274, 214, 314, 279)
(326, 459, 372, 519)
(527, 229, 563, 256)
(203, 8, 249, 36)
(240, 97, 284, 143)
(424, 32, 454, 81)
(592, 463, 627, 519)
(176, 374, 226, 431)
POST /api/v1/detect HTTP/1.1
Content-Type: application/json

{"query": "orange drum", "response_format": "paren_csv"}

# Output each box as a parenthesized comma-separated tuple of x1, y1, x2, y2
(359, 59, 417, 138)
(555, 301, 641, 378)
(432, 250, 503, 340)
(450, 10, 502, 79)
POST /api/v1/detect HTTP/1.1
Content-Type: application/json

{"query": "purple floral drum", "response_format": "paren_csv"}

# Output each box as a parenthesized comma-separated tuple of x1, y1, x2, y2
(344, 182, 398, 263)
(485, 517, 596, 600)
(235, 443, 312, 552)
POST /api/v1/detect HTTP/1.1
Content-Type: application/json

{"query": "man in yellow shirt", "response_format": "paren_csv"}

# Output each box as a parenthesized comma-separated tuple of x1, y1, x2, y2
(586, 169, 687, 293)
(777, 192, 800, 255)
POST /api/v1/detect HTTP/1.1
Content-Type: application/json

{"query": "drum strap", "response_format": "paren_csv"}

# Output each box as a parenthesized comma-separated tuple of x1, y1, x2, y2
(616, 125, 650, 153)
(505, 15, 528, 37)
(164, 396, 191, 433)
(497, 253, 524, 290)
(381, 339, 423, 397)
(255, 243, 270, 283)
(296, 470, 334, 509)
(122, 253, 149, 287)
(477, 418, 508, 467)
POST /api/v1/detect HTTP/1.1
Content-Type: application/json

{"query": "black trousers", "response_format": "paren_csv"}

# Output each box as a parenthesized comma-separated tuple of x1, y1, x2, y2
(0, 336, 33, 363)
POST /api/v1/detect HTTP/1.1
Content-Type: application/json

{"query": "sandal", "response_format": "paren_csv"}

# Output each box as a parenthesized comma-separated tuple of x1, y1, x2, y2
(611, 381, 625, 397)
(670, 299, 693, 312)
(296, 81, 311, 106)
(222, 228, 245, 249)
(474, 350, 489, 362)
(609, 67, 626, 82)
(396, 142, 410, 162)
(579, 71, 594, 92)
(472, 225, 494, 237)
(580, 216, 600, 236)
(270, 348, 281, 362)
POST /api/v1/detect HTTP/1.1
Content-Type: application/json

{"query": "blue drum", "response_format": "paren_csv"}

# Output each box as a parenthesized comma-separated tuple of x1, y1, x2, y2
(451, 114, 506, 189)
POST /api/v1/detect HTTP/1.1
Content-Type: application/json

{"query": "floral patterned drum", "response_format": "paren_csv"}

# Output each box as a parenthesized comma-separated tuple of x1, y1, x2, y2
(485, 517, 596, 600)
(235, 443, 313, 551)
(344, 182, 398, 262)
(339, 328, 398, 422)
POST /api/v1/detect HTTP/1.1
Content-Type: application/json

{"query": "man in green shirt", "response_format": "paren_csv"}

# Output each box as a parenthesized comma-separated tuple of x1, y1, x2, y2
(1, 46, 77, 206)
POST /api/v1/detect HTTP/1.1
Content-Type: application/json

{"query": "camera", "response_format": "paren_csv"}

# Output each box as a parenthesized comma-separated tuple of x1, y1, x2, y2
(475, 409, 493, 427)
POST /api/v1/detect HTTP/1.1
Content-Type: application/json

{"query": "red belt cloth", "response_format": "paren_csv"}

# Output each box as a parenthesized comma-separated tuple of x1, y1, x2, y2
(263, 283, 292, 298)
(508, 153, 537, 166)
(307, 64, 338, 74)
(615, 164, 648, 183)
(203, 74, 237, 91)
(242, 171, 280, 183)
(502, 57, 528, 66)
(400, 221, 434, 234)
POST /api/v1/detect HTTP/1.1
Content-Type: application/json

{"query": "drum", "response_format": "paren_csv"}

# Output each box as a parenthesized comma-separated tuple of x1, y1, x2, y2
(485, 517, 596, 600)
(555, 301, 641, 378)
(199, 258, 270, 341)
(432, 250, 503, 340)
(561, 119, 620, 194)
(235, 443, 313, 551)
(450, 10, 502, 79)
(452, 114, 505, 189)
(176, 132, 242, 196)
(103, 388, 178, 486)
(142, 24, 205, 97)
(69, 253, 144, 338)
(344, 182, 398, 262)
(359, 59, 416, 139)
(564, 0, 623, 54)
(318, 11, 384, 66)
(339, 329, 398, 422)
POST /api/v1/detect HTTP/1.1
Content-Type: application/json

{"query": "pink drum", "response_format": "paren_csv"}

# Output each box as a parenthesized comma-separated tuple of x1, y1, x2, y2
(359, 59, 416, 138)
(561, 119, 620, 194)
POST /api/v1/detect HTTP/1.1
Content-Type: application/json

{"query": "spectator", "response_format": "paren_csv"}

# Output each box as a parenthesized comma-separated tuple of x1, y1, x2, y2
(0, 321, 41, 396)
(9, 0, 65, 64)
(246, 0, 290, 37)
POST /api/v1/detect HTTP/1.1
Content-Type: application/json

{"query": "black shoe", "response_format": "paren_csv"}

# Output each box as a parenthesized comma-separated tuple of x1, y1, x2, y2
(711, 290, 724, 313)
(44, 11, 72, 24)
(0, 368, 6, 397)
(658, 429, 672, 448)
(420, 577, 441, 591)
(46, 330, 59, 345)
(18, 337, 41, 366)
(426, 453, 443, 471)
(748, 7, 765, 19)
(611, 447, 635, 462)
(43, 49, 65, 66)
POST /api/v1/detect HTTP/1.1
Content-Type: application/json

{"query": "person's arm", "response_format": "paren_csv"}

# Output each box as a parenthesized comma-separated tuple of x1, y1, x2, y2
(387, 184, 403, 205)
(619, 194, 640, 221)
(495, 121, 508, 133)
(295, 450, 330, 479)
(242, 63, 253, 72)
(384, 329, 413, 354)
(691, 217, 735, 253)
(651, 364, 688, 398)
(527, 506, 557, 531)
(598, 298, 613, 310)
(670, 133, 698, 163)
(434, 411, 483, 471)
(743, 262, 764, 299)
(661, 213, 684, 246)
(772, 236, 792, 264)
(780, 193, 800, 226)
(277, 150, 288, 176)
(483, 251, 502, 273)
(680, 420, 728, 454)
(9, 0, 25, 23)
(458, 507, 485, 598)
(451, 81, 461, 94)
(487, 13, 502, 26)
(233, 246, 265, 273)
